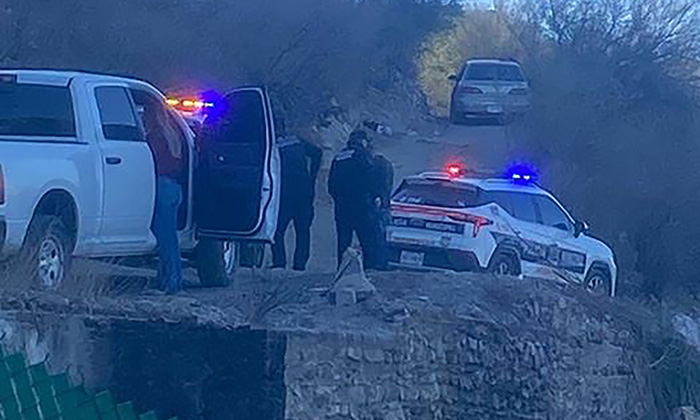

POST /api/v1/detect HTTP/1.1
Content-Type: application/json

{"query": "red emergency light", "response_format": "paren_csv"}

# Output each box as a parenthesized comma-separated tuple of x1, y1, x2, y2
(446, 162, 466, 177)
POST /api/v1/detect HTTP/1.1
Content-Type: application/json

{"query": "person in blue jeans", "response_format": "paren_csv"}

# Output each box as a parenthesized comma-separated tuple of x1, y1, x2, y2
(142, 103, 184, 294)
(151, 176, 183, 293)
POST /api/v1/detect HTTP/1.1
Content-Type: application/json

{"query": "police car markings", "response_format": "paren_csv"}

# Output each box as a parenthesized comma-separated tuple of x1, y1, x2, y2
(492, 230, 587, 281)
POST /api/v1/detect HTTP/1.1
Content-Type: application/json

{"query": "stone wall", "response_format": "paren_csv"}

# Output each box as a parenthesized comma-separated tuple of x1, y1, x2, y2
(284, 294, 654, 420)
(0, 278, 660, 420)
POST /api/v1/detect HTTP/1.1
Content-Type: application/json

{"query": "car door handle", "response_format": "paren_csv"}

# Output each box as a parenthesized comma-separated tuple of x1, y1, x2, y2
(105, 156, 122, 165)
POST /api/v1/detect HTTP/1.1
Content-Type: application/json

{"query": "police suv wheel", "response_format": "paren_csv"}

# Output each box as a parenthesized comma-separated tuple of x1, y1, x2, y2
(195, 239, 234, 288)
(584, 268, 611, 296)
(17, 216, 72, 290)
(488, 252, 520, 276)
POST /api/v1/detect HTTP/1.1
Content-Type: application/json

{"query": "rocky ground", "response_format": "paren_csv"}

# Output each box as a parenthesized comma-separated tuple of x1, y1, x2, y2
(0, 262, 667, 420)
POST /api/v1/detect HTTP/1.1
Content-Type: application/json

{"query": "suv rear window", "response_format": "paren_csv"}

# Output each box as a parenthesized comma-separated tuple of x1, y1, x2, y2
(465, 63, 525, 82)
(393, 179, 483, 209)
(0, 83, 76, 137)
(483, 191, 539, 223)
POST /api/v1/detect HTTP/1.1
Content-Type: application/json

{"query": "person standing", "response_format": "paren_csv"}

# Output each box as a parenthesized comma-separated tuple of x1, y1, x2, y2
(142, 104, 184, 294)
(271, 118, 322, 271)
(328, 130, 381, 269)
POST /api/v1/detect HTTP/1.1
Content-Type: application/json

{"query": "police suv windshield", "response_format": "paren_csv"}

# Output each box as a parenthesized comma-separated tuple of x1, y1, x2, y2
(393, 179, 483, 209)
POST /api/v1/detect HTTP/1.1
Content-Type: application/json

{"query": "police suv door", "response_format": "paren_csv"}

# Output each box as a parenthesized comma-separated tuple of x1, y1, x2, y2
(531, 195, 587, 285)
(195, 87, 279, 242)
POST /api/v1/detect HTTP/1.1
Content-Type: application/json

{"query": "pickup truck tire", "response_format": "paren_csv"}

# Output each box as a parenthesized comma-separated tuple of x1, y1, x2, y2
(585, 267, 612, 296)
(194, 239, 235, 287)
(16, 215, 73, 290)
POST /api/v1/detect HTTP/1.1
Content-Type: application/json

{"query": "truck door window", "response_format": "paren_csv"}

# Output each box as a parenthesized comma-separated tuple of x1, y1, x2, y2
(205, 90, 266, 171)
(131, 90, 185, 137)
(0, 83, 76, 138)
(130, 89, 187, 165)
(95, 87, 142, 141)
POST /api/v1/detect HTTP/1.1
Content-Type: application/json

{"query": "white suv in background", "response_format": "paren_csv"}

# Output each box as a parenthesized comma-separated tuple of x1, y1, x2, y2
(386, 169, 617, 296)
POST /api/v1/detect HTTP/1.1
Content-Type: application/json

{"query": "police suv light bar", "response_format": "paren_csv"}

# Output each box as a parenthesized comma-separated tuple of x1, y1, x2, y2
(437, 161, 539, 184)
(166, 97, 215, 112)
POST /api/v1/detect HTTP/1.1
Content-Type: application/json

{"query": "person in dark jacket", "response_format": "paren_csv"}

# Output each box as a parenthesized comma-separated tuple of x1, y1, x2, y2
(328, 129, 382, 269)
(271, 118, 322, 271)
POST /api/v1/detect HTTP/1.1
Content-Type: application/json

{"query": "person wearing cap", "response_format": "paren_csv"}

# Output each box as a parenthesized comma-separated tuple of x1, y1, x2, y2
(328, 129, 382, 269)
(271, 117, 322, 271)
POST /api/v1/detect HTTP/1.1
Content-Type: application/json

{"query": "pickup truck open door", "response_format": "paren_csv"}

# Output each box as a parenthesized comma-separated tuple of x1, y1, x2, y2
(195, 87, 279, 243)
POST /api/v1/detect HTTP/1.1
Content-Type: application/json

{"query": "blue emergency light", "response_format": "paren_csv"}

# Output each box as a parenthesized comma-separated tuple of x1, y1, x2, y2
(505, 163, 538, 185)
(199, 90, 227, 120)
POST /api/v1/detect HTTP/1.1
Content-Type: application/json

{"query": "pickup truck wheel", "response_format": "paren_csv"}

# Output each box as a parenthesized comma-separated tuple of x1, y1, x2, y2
(17, 216, 72, 290)
(585, 267, 612, 296)
(195, 239, 235, 288)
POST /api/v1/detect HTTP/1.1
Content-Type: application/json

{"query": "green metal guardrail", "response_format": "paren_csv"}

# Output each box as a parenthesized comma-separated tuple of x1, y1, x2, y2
(0, 350, 173, 420)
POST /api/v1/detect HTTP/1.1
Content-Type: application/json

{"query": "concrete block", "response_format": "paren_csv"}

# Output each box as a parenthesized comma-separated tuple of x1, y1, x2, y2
(333, 289, 357, 306)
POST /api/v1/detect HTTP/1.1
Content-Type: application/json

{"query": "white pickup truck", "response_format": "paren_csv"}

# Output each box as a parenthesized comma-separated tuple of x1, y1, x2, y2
(0, 70, 280, 289)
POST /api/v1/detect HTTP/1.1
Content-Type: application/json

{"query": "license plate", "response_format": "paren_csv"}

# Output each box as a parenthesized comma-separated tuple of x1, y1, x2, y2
(400, 251, 425, 266)
(487, 105, 503, 113)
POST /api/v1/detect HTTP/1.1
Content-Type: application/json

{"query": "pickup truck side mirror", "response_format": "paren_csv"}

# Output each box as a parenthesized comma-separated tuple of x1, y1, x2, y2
(448, 74, 458, 82)
(574, 220, 589, 238)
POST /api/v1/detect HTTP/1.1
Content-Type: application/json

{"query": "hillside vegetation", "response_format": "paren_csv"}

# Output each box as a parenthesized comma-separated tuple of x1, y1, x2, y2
(0, 0, 455, 128)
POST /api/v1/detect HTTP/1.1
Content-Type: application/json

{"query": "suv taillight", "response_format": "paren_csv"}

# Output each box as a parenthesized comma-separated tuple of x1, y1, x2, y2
(0, 164, 4, 205)
(447, 213, 493, 237)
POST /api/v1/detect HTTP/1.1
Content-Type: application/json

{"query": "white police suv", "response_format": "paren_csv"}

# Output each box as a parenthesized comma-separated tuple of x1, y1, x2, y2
(386, 165, 617, 296)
